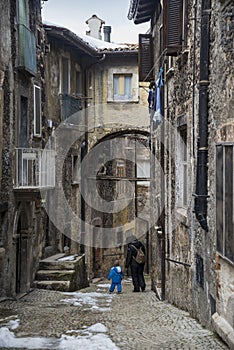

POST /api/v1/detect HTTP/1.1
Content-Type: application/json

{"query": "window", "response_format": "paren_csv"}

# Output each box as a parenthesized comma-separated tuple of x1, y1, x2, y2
(216, 144, 234, 263)
(75, 71, 82, 96)
(34, 85, 41, 136)
(72, 155, 80, 184)
(18, 0, 37, 74)
(176, 122, 188, 208)
(163, 0, 187, 56)
(60, 57, 70, 95)
(18, 0, 28, 26)
(113, 74, 132, 101)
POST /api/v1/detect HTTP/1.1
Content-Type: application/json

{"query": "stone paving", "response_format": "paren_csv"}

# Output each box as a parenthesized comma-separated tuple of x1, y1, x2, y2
(0, 275, 229, 350)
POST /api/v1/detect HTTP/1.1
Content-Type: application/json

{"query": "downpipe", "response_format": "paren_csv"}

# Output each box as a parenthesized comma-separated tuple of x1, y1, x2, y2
(194, 0, 211, 232)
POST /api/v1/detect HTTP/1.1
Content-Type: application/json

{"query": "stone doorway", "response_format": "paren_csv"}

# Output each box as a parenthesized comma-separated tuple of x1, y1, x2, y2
(15, 205, 31, 294)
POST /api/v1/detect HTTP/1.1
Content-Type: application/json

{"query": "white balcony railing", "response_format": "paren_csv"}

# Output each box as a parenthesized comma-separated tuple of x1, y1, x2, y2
(14, 148, 55, 189)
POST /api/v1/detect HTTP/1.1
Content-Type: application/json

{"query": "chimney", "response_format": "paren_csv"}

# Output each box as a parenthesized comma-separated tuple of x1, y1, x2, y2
(86, 14, 105, 40)
(103, 26, 111, 42)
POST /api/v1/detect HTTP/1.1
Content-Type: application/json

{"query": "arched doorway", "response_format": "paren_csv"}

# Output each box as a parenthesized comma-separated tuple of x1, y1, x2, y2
(86, 130, 151, 276)
(15, 204, 31, 294)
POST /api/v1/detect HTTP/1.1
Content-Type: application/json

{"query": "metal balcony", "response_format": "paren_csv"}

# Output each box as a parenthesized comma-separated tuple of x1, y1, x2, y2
(59, 94, 85, 121)
(14, 148, 55, 190)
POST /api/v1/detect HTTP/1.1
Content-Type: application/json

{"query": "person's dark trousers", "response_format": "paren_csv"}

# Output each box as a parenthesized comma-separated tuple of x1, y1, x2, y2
(130, 261, 146, 292)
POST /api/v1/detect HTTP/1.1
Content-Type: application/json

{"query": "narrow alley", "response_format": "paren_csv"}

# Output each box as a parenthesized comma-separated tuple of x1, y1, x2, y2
(0, 276, 228, 350)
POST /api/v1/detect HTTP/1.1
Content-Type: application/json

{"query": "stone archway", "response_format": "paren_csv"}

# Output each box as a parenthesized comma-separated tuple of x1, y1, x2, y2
(86, 129, 151, 277)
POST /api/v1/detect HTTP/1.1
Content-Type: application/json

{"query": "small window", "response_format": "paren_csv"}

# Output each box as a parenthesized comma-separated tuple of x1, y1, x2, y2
(75, 71, 82, 96)
(216, 144, 234, 263)
(113, 74, 132, 101)
(72, 155, 80, 184)
(36, 29, 42, 48)
(60, 57, 70, 95)
(34, 85, 41, 136)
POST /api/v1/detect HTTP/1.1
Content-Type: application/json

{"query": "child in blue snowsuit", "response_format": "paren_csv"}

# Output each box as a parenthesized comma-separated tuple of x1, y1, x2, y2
(108, 260, 124, 294)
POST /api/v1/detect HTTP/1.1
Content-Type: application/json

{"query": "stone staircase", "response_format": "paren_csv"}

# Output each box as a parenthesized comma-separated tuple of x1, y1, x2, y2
(34, 253, 89, 292)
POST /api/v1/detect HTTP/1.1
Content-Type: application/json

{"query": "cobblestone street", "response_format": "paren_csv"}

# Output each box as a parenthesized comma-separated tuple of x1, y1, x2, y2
(0, 276, 228, 350)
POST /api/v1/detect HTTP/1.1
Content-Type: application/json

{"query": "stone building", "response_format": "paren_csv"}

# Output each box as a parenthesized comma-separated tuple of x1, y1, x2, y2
(128, 0, 234, 348)
(43, 17, 151, 280)
(0, 0, 55, 297)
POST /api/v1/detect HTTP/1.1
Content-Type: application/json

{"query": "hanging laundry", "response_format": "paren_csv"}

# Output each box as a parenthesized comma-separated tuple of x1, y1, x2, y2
(153, 67, 163, 128)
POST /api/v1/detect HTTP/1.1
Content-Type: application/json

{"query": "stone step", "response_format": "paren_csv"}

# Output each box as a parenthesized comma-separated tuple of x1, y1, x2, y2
(36, 269, 75, 281)
(34, 280, 71, 292)
(39, 254, 81, 271)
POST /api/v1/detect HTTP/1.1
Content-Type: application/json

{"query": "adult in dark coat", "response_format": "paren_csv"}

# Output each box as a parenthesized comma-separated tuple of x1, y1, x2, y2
(125, 236, 146, 292)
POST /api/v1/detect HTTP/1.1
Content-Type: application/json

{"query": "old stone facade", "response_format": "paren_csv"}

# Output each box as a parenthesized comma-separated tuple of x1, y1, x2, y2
(0, 4, 151, 297)
(43, 19, 151, 280)
(128, 0, 234, 348)
(0, 0, 53, 297)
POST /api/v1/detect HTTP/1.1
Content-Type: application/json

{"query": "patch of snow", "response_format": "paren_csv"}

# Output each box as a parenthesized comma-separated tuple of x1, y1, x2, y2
(7, 319, 20, 330)
(57, 255, 77, 261)
(0, 323, 120, 350)
(97, 283, 110, 288)
(43, 21, 132, 50)
(0, 327, 57, 349)
(58, 333, 120, 350)
(86, 323, 107, 333)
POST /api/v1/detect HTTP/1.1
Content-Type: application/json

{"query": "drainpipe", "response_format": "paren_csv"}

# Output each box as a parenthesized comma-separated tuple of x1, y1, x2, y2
(80, 141, 86, 254)
(194, 0, 211, 232)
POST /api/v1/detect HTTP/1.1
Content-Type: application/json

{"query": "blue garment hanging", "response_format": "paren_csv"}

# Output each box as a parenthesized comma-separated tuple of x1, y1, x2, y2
(153, 67, 163, 128)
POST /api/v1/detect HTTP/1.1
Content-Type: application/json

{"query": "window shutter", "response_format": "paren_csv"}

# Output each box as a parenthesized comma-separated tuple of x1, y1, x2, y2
(139, 34, 154, 82)
(164, 0, 183, 56)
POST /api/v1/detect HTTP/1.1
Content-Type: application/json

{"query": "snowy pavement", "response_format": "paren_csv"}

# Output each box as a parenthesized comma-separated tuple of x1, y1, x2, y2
(0, 276, 229, 349)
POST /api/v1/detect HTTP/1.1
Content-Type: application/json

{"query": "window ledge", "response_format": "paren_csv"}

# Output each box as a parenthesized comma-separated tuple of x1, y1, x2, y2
(217, 252, 234, 267)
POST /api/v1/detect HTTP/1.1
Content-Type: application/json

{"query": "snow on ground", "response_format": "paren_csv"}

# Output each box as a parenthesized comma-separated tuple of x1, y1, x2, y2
(0, 320, 120, 350)
(60, 290, 114, 311)
(0, 283, 121, 349)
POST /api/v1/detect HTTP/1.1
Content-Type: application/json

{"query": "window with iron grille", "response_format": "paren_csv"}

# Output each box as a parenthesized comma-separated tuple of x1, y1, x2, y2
(216, 144, 234, 264)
